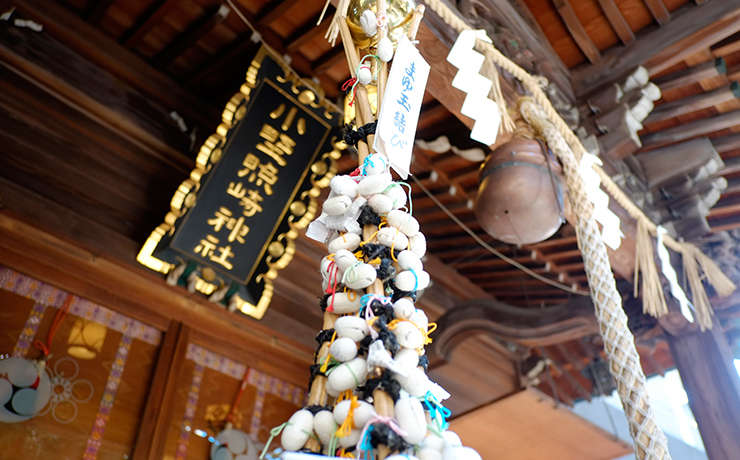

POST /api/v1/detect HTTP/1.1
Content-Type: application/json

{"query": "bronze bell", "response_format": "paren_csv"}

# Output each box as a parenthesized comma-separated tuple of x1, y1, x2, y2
(475, 138, 567, 245)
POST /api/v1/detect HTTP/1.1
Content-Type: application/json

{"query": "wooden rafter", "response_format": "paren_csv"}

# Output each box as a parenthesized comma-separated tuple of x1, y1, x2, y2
(85, 0, 116, 25)
(644, 0, 671, 26)
(596, 0, 635, 46)
(285, 9, 334, 51)
(153, 4, 231, 68)
(651, 57, 726, 92)
(552, 0, 601, 64)
(572, 0, 740, 97)
(645, 83, 740, 124)
(257, 0, 304, 27)
(312, 47, 346, 75)
(120, 0, 179, 49)
(641, 110, 740, 149)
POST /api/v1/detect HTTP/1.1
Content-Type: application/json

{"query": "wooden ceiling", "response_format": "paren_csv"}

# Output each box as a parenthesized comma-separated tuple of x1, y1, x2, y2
(2, 0, 739, 410)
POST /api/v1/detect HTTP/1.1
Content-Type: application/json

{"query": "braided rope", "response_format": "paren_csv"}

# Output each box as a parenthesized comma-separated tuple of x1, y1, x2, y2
(521, 99, 671, 460)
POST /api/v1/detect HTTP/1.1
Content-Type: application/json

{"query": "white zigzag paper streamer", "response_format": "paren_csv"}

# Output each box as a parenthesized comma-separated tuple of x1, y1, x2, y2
(579, 152, 624, 251)
(447, 30, 501, 146)
(656, 226, 694, 323)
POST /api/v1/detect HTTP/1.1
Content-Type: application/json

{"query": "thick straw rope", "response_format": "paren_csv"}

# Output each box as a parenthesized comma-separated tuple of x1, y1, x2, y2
(422, 0, 735, 332)
(520, 99, 671, 460)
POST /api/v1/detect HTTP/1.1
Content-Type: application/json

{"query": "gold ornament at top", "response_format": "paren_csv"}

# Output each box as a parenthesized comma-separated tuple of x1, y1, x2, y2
(346, 0, 416, 50)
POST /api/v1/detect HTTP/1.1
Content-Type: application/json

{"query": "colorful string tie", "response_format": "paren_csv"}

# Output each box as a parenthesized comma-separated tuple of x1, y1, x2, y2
(259, 422, 287, 459)
(342, 260, 365, 286)
(335, 391, 360, 438)
(325, 256, 340, 312)
(424, 391, 451, 431)
(362, 294, 391, 340)
(361, 153, 387, 176)
(383, 182, 413, 216)
(375, 11, 388, 29)
(320, 331, 339, 374)
(343, 55, 382, 107)
(356, 415, 408, 459)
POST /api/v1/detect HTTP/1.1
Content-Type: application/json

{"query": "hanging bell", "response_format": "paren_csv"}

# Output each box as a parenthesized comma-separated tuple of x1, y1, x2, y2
(474, 139, 567, 245)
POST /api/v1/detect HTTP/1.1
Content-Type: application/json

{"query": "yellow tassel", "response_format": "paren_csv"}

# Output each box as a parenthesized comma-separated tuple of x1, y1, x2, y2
(634, 220, 668, 318)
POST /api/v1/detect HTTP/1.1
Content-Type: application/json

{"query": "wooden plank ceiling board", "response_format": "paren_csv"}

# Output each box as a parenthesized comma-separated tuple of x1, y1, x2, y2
(449, 389, 633, 460)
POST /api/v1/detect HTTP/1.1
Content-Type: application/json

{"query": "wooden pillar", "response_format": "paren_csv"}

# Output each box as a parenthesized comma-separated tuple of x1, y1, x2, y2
(665, 316, 740, 459)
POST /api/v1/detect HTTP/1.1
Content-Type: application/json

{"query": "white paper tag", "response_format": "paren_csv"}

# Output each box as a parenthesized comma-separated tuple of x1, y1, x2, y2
(373, 35, 430, 179)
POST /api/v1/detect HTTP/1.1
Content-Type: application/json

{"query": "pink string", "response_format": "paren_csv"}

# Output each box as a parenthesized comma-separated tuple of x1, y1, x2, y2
(355, 414, 408, 453)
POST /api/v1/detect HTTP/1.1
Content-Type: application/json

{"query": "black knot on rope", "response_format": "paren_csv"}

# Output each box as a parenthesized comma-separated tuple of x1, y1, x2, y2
(358, 204, 382, 227)
(363, 369, 402, 402)
(315, 328, 335, 356)
(343, 122, 377, 147)
(308, 364, 325, 390)
(418, 354, 429, 373)
(390, 284, 418, 303)
(361, 243, 390, 261)
(376, 258, 396, 282)
(305, 405, 332, 415)
(318, 294, 330, 313)
(368, 422, 408, 453)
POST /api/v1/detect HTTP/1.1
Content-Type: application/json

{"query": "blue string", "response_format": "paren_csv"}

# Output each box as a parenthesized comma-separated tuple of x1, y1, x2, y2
(424, 391, 451, 430)
(362, 154, 386, 176)
(359, 425, 375, 460)
(360, 294, 391, 307)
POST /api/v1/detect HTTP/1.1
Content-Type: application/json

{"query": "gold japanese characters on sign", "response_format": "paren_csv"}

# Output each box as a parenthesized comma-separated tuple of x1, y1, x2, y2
(137, 48, 343, 319)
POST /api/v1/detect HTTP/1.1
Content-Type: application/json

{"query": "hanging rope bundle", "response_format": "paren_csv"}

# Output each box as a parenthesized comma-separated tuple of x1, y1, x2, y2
(519, 98, 671, 460)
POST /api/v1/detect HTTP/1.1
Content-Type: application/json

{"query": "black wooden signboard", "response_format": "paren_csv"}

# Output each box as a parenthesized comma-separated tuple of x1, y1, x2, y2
(138, 48, 341, 319)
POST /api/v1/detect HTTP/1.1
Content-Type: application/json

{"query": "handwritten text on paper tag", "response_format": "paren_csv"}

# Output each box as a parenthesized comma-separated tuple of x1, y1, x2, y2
(373, 35, 430, 179)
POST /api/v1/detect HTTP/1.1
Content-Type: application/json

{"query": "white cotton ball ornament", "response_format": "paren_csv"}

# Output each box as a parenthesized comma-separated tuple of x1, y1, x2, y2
(363, 153, 387, 175)
(281, 409, 315, 451)
(395, 270, 430, 292)
(313, 410, 336, 446)
(387, 455, 420, 460)
(377, 227, 409, 250)
(330, 175, 359, 197)
(342, 263, 377, 290)
(409, 232, 427, 257)
(442, 431, 462, 447)
(410, 309, 429, 331)
(330, 337, 358, 362)
(394, 367, 431, 397)
(394, 347, 420, 372)
(393, 298, 415, 320)
(392, 321, 424, 349)
(422, 434, 446, 452)
(395, 396, 427, 444)
(384, 185, 408, 210)
(369, 194, 394, 214)
(357, 65, 373, 85)
(450, 447, 482, 460)
(360, 10, 377, 37)
(387, 210, 420, 237)
(334, 316, 370, 341)
(334, 249, 358, 272)
(378, 37, 394, 62)
(333, 399, 376, 428)
(331, 291, 362, 314)
(328, 233, 361, 253)
(338, 428, 363, 448)
(419, 448, 443, 460)
(358, 172, 392, 196)
(397, 250, 423, 271)
(327, 357, 368, 393)
(323, 195, 353, 216)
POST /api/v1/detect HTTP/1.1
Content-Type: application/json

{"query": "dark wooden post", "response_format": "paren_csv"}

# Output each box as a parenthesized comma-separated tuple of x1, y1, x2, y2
(663, 314, 740, 459)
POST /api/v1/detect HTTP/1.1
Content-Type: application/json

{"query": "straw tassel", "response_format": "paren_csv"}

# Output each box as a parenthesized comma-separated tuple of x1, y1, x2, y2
(681, 243, 737, 331)
(634, 220, 668, 318)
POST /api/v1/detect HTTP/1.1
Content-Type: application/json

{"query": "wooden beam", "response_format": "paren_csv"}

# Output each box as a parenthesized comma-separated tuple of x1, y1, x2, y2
(712, 132, 740, 153)
(85, 0, 116, 25)
(640, 110, 740, 149)
(645, 83, 740, 124)
(572, 0, 740, 97)
(9, 0, 217, 129)
(286, 10, 333, 52)
(644, 0, 671, 26)
(596, 0, 635, 45)
(472, 0, 575, 102)
(553, 0, 601, 64)
(312, 47, 346, 76)
(666, 318, 740, 460)
(257, 0, 303, 27)
(131, 321, 181, 460)
(120, 0, 179, 49)
(183, 32, 260, 86)
(712, 31, 740, 57)
(651, 57, 726, 92)
(153, 4, 230, 68)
